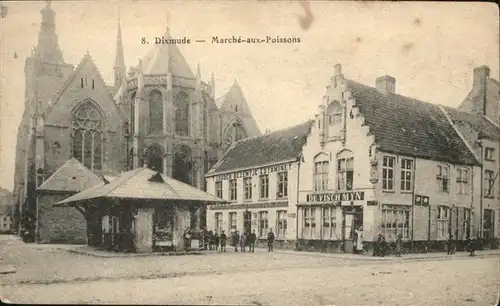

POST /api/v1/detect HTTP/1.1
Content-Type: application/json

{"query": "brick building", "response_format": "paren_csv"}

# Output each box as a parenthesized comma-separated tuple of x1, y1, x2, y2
(13, 2, 260, 243)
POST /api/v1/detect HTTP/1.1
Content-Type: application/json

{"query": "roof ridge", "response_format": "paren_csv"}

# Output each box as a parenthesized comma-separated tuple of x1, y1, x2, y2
(346, 79, 438, 107)
(232, 120, 311, 144)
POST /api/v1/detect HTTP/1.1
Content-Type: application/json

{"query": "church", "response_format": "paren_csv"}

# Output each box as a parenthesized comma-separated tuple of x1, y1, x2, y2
(12, 2, 261, 243)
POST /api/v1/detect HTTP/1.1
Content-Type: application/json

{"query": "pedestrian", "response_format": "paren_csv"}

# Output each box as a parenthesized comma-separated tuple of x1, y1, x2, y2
(248, 229, 256, 252)
(267, 228, 275, 252)
(183, 227, 192, 252)
(354, 226, 364, 254)
(447, 234, 455, 255)
(395, 234, 403, 257)
(208, 230, 214, 251)
(466, 238, 476, 257)
(240, 231, 247, 252)
(232, 230, 240, 252)
(201, 228, 208, 250)
(375, 234, 386, 257)
(214, 231, 220, 251)
(219, 230, 227, 252)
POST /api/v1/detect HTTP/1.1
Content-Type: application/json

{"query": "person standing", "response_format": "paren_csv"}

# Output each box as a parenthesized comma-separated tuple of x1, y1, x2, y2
(232, 230, 240, 252)
(214, 231, 220, 251)
(183, 228, 192, 252)
(240, 231, 247, 252)
(354, 226, 364, 254)
(248, 229, 257, 252)
(395, 234, 403, 257)
(219, 230, 227, 252)
(267, 228, 275, 252)
(208, 230, 214, 251)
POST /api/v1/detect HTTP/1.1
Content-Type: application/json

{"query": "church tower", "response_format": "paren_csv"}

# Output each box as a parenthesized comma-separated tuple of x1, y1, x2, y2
(13, 0, 73, 237)
(113, 16, 126, 89)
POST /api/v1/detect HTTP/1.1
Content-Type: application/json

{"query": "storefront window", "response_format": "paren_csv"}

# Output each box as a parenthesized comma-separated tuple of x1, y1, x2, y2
(258, 211, 269, 238)
(322, 206, 337, 239)
(276, 210, 287, 238)
(215, 212, 223, 233)
(229, 212, 237, 232)
(381, 205, 410, 241)
(302, 207, 316, 239)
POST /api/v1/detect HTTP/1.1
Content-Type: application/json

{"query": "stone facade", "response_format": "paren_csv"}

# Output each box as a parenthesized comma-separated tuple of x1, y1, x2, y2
(36, 192, 86, 244)
(13, 2, 261, 243)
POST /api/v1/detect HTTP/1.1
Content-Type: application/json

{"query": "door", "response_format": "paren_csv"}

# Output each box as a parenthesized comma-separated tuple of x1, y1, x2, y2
(243, 211, 252, 235)
(483, 209, 494, 239)
(343, 214, 354, 253)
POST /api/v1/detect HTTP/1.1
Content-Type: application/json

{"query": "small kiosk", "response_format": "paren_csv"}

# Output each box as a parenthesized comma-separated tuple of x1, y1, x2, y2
(54, 167, 227, 253)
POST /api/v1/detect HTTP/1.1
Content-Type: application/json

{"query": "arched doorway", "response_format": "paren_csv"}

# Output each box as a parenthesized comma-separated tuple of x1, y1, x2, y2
(172, 145, 193, 185)
(144, 143, 164, 172)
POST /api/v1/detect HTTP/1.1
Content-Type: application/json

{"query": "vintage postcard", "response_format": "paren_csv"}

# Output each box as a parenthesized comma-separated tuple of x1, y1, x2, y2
(0, 0, 499, 305)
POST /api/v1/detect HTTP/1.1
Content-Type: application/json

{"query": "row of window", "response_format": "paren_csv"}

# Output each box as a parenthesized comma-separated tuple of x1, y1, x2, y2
(214, 210, 288, 239)
(215, 172, 288, 201)
(313, 154, 354, 192)
(129, 90, 191, 137)
(299, 205, 473, 241)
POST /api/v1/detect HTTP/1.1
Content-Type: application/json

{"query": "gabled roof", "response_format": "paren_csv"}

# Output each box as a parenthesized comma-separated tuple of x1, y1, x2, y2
(140, 28, 195, 78)
(218, 80, 261, 136)
(209, 121, 313, 174)
(37, 158, 104, 193)
(44, 53, 119, 118)
(55, 167, 226, 206)
(346, 80, 480, 166)
(442, 106, 499, 141)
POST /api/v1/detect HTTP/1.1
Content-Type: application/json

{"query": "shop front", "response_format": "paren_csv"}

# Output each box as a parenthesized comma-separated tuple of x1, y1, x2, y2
(296, 189, 375, 254)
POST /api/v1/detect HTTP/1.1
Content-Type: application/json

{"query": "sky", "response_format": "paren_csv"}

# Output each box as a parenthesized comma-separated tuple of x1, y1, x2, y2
(0, 1, 498, 192)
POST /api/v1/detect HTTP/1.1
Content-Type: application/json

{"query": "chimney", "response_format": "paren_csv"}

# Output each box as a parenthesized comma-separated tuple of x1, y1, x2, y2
(375, 75, 396, 94)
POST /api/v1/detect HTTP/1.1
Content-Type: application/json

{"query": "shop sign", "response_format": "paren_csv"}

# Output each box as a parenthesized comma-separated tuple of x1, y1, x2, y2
(306, 191, 365, 203)
(214, 163, 293, 181)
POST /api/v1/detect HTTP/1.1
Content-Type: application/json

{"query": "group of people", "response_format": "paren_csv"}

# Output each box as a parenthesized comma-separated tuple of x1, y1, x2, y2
(200, 228, 276, 253)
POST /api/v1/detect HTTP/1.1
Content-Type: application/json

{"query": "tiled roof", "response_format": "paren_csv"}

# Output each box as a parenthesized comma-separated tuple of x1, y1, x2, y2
(55, 168, 226, 206)
(218, 80, 261, 136)
(346, 80, 480, 166)
(442, 106, 499, 141)
(209, 121, 313, 174)
(140, 29, 195, 78)
(37, 158, 104, 193)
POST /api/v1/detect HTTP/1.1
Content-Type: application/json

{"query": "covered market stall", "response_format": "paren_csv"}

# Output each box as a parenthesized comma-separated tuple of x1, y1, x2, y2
(54, 167, 226, 253)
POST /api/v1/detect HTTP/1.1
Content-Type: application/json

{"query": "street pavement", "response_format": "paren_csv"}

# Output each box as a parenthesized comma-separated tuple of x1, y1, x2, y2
(1, 235, 499, 305)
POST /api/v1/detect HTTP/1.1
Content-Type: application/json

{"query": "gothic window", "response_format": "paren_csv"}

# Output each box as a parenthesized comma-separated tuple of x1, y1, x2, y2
(175, 92, 190, 136)
(72, 101, 103, 171)
(130, 92, 136, 136)
(223, 121, 248, 151)
(149, 89, 163, 133)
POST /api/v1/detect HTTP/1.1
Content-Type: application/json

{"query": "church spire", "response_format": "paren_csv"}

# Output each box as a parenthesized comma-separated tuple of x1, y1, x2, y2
(114, 9, 126, 88)
(33, 0, 65, 64)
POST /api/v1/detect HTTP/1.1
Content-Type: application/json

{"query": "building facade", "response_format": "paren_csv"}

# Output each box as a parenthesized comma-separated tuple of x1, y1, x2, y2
(12, 2, 260, 243)
(205, 122, 312, 248)
(295, 64, 498, 254)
